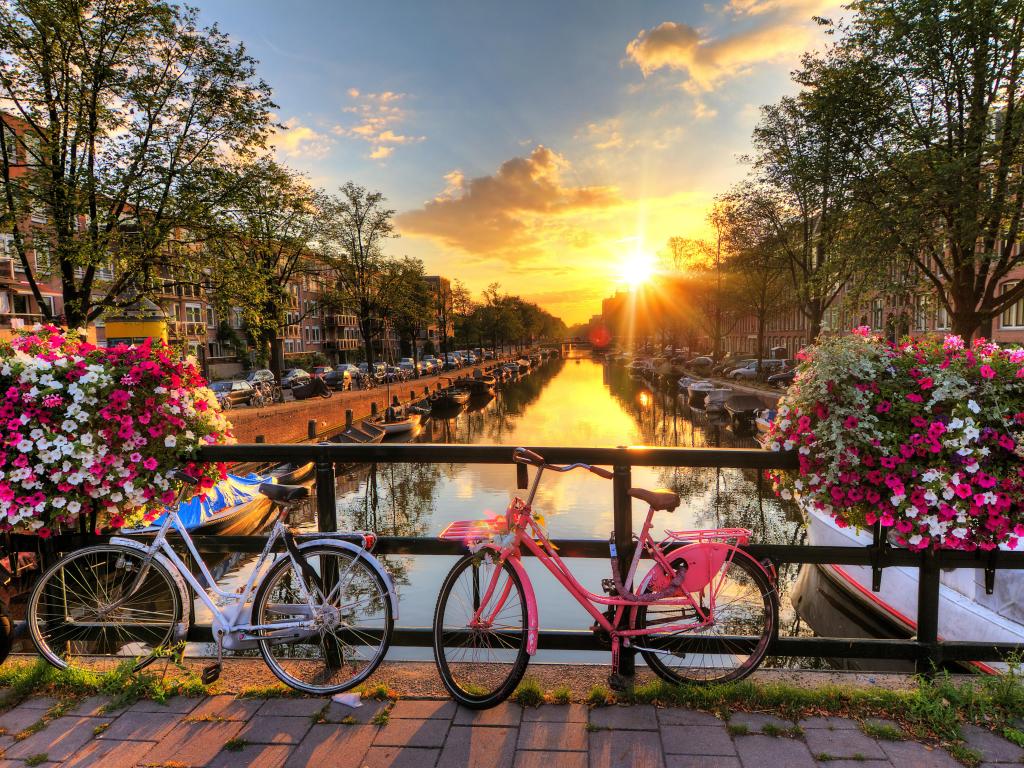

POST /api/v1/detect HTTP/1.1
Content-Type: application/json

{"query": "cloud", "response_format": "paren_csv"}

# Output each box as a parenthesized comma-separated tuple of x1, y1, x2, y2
(272, 117, 333, 159)
(577, 119, 626, 151)
(396, 145, 621, 255)
(625, 0, 835, 92)
(334, 89, 424, 161)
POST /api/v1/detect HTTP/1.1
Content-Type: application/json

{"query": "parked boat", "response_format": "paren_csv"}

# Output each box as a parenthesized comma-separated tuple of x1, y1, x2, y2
(804, 506, 1024, 673)
(686, 380, 715, 408)
(723, 395, 764, 434)
(468, 378, 496, 398)
(370, 408, 422, 435)
(431, 387, 471, 410)
(332, 421, 386, 444)
(704, 387, 732, 412)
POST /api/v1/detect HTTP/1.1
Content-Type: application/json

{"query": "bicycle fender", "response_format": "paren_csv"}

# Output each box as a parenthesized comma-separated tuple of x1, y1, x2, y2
(109, 537, 192, 641)
(293, 538, 400, 621)
(476, 545, 538, 656)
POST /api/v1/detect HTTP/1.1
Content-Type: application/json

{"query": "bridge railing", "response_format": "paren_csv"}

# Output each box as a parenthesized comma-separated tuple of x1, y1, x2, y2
(43, 442, 1024, 677)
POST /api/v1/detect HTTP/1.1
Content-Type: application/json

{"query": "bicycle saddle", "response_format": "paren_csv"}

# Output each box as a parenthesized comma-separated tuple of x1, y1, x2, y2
(628, 487, 680, 512)
(260, 483, 310, 504)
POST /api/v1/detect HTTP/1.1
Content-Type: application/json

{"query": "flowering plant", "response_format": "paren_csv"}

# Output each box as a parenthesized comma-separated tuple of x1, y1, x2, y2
(0, 326, 232, 535)
(767, 328, 1024, 551)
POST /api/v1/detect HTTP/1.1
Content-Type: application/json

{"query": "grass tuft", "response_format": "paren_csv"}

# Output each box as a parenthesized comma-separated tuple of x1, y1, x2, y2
(549, 685, 572, 705)
(370, 709, 390, 727)
(25, 754, 47, 767)
(360, 683, 398, 702)
(223, 738, 248, 752)
(511, 677, 544, 708)
(726, 723, 749, 736)
(586, 685, 612, 707)
(861, 722, 903, 741)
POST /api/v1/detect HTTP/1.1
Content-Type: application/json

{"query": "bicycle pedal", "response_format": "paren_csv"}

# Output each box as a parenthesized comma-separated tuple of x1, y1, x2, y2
(201, 663, 222, 685)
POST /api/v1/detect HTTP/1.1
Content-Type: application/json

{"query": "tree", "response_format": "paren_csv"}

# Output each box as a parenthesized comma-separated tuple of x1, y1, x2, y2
(744, 46, 887, 341)
(387, 257, 433, 364)
(843, 0, 1024, 338)
(430, 276, 468, 360)
(0, 0, 273, 327)
(320, 182, 400, 368)
(203, 159, 320, 376)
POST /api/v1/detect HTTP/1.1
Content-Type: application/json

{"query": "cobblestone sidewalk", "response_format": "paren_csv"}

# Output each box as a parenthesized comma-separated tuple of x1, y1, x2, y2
(0, 693, 1020, 768)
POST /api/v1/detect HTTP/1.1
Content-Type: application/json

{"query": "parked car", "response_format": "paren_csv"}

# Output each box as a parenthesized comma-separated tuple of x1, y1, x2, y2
(767, 368, 797, 388)
(311, 366, 332, 379)
(687, 356, 714, 372)
(281, 369, 311, 389)
(729, 359, 788, 381)
(421, 356, 438, 374)
(324, 365, 355, 391)
(445, 353, 461, 369)
(210, 379, 257, 409)
(359, 361, 387, 381)
(712, 356, 745, 376)
(245, 369, 275, 385)
(399, 361, 418, 378)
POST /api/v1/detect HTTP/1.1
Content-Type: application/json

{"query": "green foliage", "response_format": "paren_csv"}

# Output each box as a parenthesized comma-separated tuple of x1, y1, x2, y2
(24, 754, 47, 766)
(223, 738, 249, 752)
(550, 685, 572, 705)
(585, 685, 612, 707)
(861, 722, 903, 741)
(510, 677, 544, 708)
(370, 709, 390, 726)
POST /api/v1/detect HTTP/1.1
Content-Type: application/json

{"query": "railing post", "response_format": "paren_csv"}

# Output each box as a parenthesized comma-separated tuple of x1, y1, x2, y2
(316, 448, 337, 533)
(611, 459, 635, 689)
(916, 548, 940, 675)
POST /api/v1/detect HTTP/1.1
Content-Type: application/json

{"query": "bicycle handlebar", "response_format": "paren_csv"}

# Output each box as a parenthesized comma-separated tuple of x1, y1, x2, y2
(512, 448, 613, 480)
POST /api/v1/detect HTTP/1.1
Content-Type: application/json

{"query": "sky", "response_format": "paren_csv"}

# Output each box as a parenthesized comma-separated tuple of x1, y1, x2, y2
(195, 0, 840, 325)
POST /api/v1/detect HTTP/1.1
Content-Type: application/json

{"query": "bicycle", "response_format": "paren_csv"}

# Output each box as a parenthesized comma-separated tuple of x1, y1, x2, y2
(433, 447, 778, 709)
(28, 472, 397, 694)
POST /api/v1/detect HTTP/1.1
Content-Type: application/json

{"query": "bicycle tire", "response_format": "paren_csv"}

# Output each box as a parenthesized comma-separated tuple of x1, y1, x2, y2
(251, 543, 394, 695)
(432, 552, 530, 709)
(28, 544, 183, 674)
(634, 550, 777, 685)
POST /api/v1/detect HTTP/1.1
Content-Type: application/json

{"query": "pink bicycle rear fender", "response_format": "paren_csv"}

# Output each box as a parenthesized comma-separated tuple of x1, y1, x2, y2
(642, 543, 765, 596)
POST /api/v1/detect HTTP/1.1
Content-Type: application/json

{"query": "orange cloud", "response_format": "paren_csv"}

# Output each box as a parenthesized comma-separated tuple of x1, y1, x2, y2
(397, 146, 620, 254)
(272, 117, 333, 159)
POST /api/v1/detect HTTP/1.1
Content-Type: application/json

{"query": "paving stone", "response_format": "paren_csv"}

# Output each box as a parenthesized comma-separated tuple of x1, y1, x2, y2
(438, 725, 518, 768)
(514, 751, 588, 768)
(361, 746, 442, 767)
(141, 720, 244, 767)
(186, 695, 264, 722)
(0, 758, 59, 767)
(961, 724, 1024, 763)
(589, 730, 665, 768)
(17, 697, 58, 710)
(390, 699, 456, 720)
(285, 723, 376, 768)
(322, 698, 389, 724)
(453, 702, 522, 727)
(208, 744, 292, 768)
(68, 696, 114, 717)
(734, 734, 817, 768)
(816, 762, 892, 768)
(661, 724, 736, 756)
(97, 711, 179, 742)
(0, 705, 48, 737)
(878, 740, 962, 768)
(4, 716, 114, 761)
(374, 718, 449, 748)
(521, 704, 588, 723)
(863, 718, 901, 732)
(804, 727, 887, 760)
(729, 712, 796, 733)
(516, 721, 587, 751)
(667, 757, 741, 768)
(125, 695, 199, 714)
(589, 704, 658, 730)
(658, 708, 723, 726)
(258, 697, 329, 718)
(237, 716, 312, 744)
(62, 738, 157, 768)
(798, 716, 859, 730)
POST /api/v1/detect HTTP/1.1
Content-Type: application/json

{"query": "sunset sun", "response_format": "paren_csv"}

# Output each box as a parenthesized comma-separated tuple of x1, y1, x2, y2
(619, 250, 656, 288)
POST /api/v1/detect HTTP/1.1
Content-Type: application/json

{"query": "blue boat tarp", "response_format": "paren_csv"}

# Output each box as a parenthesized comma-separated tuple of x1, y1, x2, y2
(133, 473, 267, 531)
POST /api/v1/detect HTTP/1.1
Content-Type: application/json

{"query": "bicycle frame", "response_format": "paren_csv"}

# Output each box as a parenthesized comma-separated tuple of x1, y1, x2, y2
(445, 460, 768, 666)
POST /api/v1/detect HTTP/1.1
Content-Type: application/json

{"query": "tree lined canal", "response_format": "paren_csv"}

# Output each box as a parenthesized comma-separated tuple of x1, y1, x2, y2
(200, 353, 824, 665)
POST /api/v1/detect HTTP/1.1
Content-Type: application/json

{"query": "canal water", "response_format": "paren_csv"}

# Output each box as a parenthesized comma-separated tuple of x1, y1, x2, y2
(200, 353, 827, 666)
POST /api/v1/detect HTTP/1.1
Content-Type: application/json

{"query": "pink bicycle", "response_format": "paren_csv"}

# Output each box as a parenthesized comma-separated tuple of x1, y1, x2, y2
(433, 447, 778, 708)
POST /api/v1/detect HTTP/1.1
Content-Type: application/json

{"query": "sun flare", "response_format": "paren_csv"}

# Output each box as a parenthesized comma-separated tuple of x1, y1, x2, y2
(619, 250, 656, 288)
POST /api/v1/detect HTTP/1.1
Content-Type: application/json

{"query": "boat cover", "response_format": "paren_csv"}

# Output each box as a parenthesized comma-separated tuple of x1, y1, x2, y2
(131, 473, 266, 531)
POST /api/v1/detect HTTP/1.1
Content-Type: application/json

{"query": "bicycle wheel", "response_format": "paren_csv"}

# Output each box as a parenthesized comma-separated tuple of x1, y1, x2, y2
(252, 544, 393, 695)
(29, 545, 183, 674)
(432, 552, 530, 709)
(635, 550, 777, 684)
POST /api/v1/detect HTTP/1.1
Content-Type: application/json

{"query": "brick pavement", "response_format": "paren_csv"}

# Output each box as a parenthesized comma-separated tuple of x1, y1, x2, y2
(0, 693, 1018, 767)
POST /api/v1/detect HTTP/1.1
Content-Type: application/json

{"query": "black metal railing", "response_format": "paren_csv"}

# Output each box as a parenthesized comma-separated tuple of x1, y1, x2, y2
(51, 442, 1024, 677)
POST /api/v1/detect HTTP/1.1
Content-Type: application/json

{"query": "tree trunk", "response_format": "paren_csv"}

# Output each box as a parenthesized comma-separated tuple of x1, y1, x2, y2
(951, 312, 982, 340)
(359, 315, 375, 368)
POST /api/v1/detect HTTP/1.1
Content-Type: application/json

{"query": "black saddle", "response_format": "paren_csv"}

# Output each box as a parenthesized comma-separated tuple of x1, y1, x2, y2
(259, 483, 310, 504)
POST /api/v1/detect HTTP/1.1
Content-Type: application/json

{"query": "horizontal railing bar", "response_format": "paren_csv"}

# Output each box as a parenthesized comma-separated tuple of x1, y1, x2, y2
(197, 443, 800, 469)
(45, 532, 1024, 568)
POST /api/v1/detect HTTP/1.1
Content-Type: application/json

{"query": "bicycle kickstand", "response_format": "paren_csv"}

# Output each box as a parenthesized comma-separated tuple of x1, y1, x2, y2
(607, 638, 634, 693)
(202, 630, 224, 685)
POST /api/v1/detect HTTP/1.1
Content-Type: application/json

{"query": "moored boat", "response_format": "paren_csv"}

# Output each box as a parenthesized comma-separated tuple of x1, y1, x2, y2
(686, 380, 714, 408)
(332, 422, 386, 444)
(723, 395, 763, 434)
(370, 407, 422, 435)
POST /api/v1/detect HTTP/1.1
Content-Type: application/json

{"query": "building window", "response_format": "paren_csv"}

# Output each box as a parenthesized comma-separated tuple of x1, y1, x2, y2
(1000, 281, 1024, 329)
(185, 303, 203, 328)
(206, 307, 216, 327)
(935, 303, 950, 330)
(914, 294, 929, 331)
(871, 299, 884, 331)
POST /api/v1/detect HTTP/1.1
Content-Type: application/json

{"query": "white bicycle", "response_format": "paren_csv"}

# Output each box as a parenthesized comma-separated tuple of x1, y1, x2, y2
(27, 472, 398, 694)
